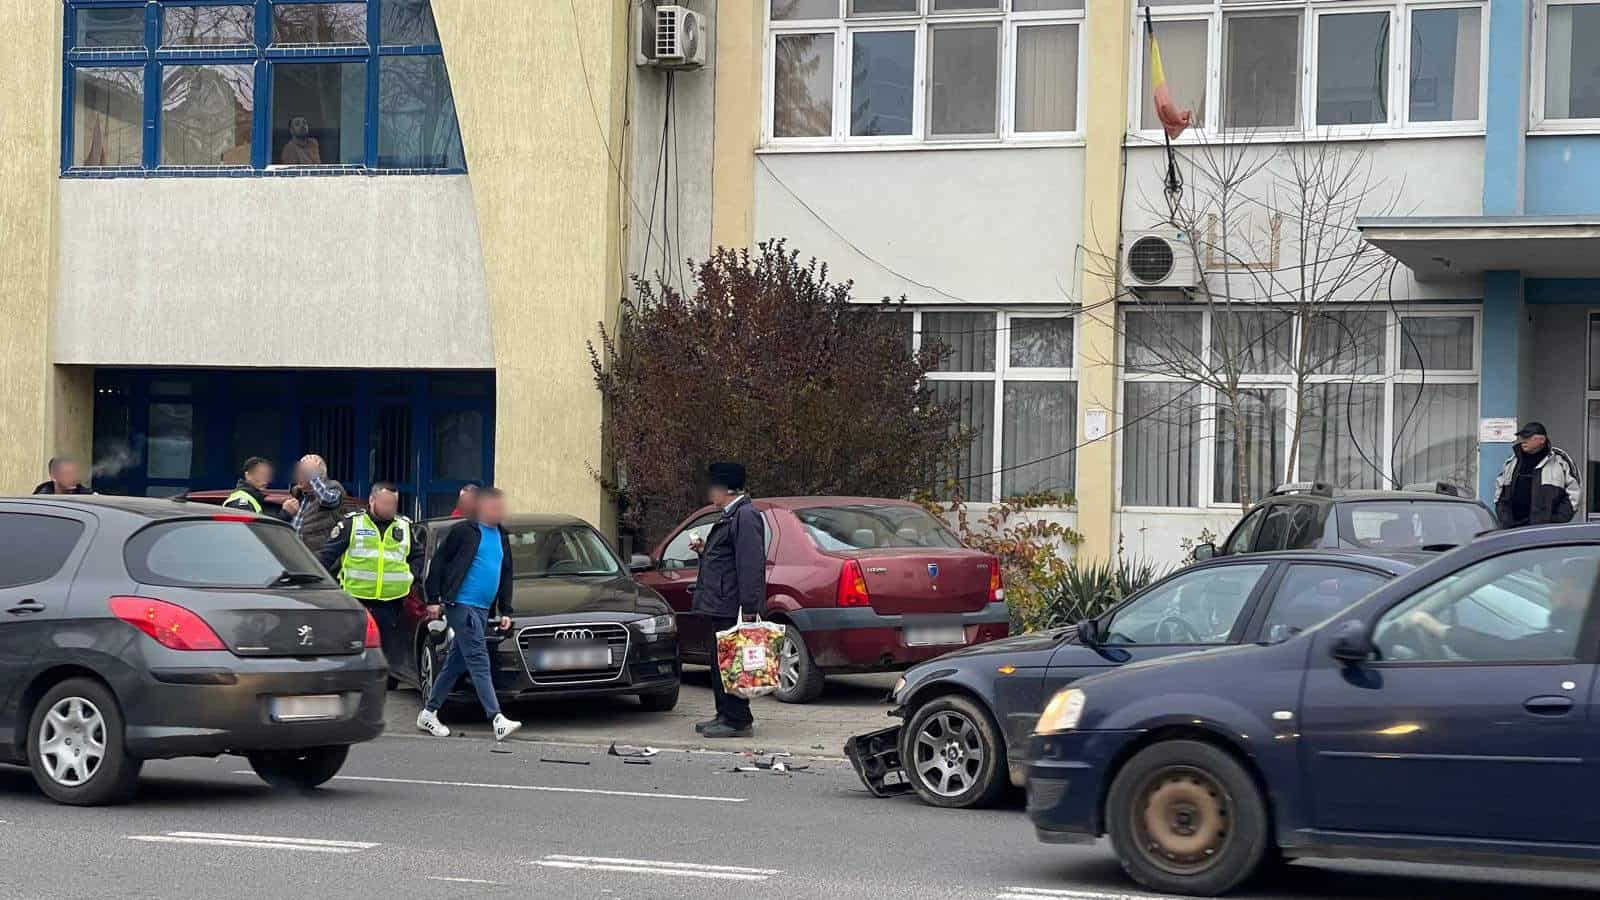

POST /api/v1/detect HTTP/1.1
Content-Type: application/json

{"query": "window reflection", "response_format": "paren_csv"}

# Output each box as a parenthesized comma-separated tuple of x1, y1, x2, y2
(162, 5, 254, 46)
(74, 68, 145, 168)
(272, 63, 367, 165)
(381, 0, 441, 45)
(379, 56, 465, 168)
(272, 3, 368, 44)
(161, 65, 254, 166)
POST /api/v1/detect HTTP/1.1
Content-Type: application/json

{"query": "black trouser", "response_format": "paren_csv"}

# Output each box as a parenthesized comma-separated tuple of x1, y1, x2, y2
(709, 615, 753, 729)
(361, 598, 403, 669)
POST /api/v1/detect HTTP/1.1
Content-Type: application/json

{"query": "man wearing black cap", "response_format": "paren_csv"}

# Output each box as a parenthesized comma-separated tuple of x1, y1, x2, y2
(1492, 422, 1581, 529)
(688, 462, 765, 738)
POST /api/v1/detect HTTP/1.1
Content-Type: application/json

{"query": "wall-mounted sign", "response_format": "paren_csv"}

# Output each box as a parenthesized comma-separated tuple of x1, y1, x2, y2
(1479, 417, 1518, 443)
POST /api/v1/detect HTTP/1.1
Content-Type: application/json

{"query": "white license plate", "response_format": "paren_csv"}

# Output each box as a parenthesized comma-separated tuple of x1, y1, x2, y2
(904, 624, 967, 647)
(530, 645, 613, 671)
(270, 694, 343, 722)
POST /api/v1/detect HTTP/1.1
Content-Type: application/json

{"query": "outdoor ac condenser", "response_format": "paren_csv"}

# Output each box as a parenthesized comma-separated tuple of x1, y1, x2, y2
(1121, 229, 1200, 291)
(636, 4, 707, 70)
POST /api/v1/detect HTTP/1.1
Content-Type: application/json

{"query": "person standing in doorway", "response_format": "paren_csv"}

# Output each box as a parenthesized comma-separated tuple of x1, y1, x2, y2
(450, 484, 479, 518)
(223, 457, 275, 515)
(33, 457, 92, 495)
(319, 482, 423, 667)
(689, 462, 765, 739)
(281, 454, 345, 554)
(416, 487, 521, 741)
(1493, 422, 1582, 528)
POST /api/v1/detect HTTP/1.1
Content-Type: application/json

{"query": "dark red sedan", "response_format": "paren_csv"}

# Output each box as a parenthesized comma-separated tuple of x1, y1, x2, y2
(634, 497, 1009, 703)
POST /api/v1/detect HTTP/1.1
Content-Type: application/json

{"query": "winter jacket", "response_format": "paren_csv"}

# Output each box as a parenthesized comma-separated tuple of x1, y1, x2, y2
(424, 519, 514, 619)
(32, 481, 91, 495)
(691, 496, 767, 619)
(1493, 445, 1581, 528)
(291, 477, 345, 554)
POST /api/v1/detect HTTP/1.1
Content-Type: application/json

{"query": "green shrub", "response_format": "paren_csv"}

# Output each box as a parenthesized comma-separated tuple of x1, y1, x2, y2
(1027, 557, 1167, 632)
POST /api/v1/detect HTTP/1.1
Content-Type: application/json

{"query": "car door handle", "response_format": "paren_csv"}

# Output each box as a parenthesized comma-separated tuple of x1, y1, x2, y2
(7, 600, 46, 616)
(1524, 695, 1574, 715)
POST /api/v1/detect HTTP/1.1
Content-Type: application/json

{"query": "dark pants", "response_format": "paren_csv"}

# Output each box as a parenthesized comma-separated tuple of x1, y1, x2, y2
(360, 599, 403, 668)
(425, 604, 501, 718)
(709, 616, 753, 729)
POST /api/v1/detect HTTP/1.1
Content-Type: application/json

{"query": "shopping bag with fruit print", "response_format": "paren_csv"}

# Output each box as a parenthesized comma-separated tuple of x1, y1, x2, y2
(716, 617, 787, 699)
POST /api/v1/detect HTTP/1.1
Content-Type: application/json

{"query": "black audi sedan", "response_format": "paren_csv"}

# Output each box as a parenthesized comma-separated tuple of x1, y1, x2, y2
(0, 496, 387, 806)
(386, 515, 680, 712)
(847, 549, 1419, 809)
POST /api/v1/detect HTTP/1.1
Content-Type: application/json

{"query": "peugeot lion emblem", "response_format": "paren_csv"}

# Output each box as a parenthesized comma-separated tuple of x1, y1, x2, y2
(554, 628, 595, 642)
(297, 624, 314, 646)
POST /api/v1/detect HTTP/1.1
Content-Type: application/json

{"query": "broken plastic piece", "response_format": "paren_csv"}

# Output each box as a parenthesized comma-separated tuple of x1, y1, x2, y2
(608, 742, 660, 758)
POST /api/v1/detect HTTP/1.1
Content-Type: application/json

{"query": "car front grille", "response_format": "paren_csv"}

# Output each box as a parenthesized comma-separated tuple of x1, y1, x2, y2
(515, 622, 631, 686)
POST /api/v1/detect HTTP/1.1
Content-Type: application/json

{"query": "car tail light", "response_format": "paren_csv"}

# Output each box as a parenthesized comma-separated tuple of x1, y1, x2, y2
(364, 612, 382, 649)
(987, 558, 1005, 602)
(109, 596, 227, 652)
(837, 559, 871, 607)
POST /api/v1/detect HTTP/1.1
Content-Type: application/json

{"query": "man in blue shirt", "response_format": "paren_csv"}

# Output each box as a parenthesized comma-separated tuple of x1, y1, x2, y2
(416, 487, 522, 741)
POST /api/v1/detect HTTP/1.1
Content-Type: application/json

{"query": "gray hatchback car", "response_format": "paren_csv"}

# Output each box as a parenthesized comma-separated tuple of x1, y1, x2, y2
(0, 496, 387, 805)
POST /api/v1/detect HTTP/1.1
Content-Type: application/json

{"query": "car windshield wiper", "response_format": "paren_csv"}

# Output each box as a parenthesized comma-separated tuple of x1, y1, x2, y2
(269, 570, 325, 587)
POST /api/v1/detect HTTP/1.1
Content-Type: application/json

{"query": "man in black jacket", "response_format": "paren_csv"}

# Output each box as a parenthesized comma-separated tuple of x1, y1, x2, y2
(690, 462, 766, 739)
(415, 487, 520, 741)
(33, 457, 91, 496)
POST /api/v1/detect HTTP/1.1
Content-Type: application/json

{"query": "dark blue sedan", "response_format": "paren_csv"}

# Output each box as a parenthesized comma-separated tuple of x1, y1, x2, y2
(1027, 523, 1600, 896)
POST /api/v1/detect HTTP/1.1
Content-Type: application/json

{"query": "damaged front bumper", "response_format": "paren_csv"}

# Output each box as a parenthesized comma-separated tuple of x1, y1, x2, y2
(844, 724, 910, 797)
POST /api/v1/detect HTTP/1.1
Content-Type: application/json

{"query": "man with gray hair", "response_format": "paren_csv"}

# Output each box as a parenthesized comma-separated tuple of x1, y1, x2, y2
(33, 457, 91, 496)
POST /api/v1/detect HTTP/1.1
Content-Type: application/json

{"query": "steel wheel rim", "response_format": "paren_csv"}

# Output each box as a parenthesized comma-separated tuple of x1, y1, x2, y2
(778, 635, 801, 693)
(1132, 765, 1233, 875)
(38, 697, 107, 787)
(911, 710, 983, 798)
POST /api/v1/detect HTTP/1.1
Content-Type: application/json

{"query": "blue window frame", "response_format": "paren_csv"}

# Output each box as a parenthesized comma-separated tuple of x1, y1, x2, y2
(62, 0, 466, 176)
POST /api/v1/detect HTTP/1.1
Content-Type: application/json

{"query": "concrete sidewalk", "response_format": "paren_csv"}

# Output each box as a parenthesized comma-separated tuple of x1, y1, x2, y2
(383, 666, 898, 758)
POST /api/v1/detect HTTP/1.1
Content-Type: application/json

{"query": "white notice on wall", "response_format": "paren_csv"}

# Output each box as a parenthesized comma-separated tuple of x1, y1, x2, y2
(1479, 417, 1518, 443)
(1085, 408, 1109, 442)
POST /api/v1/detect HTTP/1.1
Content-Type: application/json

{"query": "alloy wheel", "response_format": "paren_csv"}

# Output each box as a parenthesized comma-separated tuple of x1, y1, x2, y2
(778, 638, 801, 693)
(1133, 765, 1234, 875)
(419, 641, 437, 699)
(911, 710, 983, 798)
(38, 697, 107, 787)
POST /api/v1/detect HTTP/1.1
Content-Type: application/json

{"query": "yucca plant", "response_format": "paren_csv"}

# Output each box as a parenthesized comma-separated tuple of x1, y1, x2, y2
(1027, 557, 1167, 632)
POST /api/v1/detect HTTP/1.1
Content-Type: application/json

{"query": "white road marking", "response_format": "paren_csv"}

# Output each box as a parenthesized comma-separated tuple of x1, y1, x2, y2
(424, 876, 501, 885)
(997, 888, 1183, 900)
(126, 832, 378, 854)
(236, 771, 744, 804)
(533, 854, 781, 882)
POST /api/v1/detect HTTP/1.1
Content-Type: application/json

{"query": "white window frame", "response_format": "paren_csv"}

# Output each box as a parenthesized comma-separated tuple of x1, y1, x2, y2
(1116, 304, 1481, 512)
(1531, 0, 1600, 133)
(1126, 0, 1487, 144)
(762, 0, 1087, 150)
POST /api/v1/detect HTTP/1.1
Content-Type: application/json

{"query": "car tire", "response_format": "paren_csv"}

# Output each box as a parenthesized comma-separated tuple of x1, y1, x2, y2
(1107, 739, 1270, 897)
(637, 679, 680, 712)
(774, 625, 825, 704)
(247, 745, 350, 790)
(417, 632, 446, 704)
(26, 678, 142, 807)
(900, 695, 1007, 809)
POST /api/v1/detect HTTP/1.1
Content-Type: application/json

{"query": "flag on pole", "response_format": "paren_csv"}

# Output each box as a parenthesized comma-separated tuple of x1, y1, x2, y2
(1147, 17, 1193, 140)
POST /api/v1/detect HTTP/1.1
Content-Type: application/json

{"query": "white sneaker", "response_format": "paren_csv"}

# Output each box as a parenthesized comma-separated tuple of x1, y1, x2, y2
(492, 714, 522, 742)
(416, 709, 450, 738)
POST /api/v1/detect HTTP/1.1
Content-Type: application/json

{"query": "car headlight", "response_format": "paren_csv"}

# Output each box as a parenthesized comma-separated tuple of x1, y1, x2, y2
(1035, 688, 1086, 734)
(635, 614, 677, 636)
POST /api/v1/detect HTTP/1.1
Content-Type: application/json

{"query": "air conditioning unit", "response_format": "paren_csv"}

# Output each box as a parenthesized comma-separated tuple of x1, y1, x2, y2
(636, 5, 706, 70)
(1122, 229, 1199, 291)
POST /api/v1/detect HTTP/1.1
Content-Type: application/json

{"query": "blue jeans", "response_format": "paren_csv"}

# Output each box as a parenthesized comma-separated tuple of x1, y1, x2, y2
(424, 603, 501, 718)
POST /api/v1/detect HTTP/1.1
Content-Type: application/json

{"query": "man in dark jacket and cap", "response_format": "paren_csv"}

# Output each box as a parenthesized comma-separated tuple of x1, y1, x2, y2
(1493, 422, 1582, 528)
(688, 462, 765, 738)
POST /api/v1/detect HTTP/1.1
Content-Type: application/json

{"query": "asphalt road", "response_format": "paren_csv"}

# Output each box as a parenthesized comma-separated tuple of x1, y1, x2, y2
(3, 727, 1599, 900)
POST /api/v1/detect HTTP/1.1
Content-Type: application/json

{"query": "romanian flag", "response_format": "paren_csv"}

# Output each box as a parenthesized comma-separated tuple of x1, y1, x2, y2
(1147, 15, 1193, 140)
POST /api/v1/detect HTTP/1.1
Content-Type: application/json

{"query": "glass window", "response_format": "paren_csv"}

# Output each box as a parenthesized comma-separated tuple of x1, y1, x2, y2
(1374, 546, 1598, 663)
(1211, 310, 1293, 375)
(1123, 382, 1199, 507)
(1103, 563, 1269, 645)
(0, 515, 85, 588)
(271, 62, 367, 165)
(1589, 315, 1600, 391)
(1254, 503, 1295, 551)
(772, 0, 840, 19)
(1316, 12, 1390, 126)
(1409, 7, 1480, 123)
(1015, 0, 1082, 9)
(1009, 317, 1072, 368)
(933, 0, 1000, 10)
(126, 520, 330, 588)
(382, 0, 441, 45)
(1015, 23, 1078, 133)
(1400, 316, 1475, 371)
(1141, 19, 1207, 132)
(1285, 503, 1323, 550)
(78, 6, 147, 48)
(795, 504, 962, 550)
(1308, 310, 1386, 375)
(272, 3, 368, 44)
(1544, 1, 1600, 120)
(925, 312, 996, 372)
(1002, 382, 1076, 497)
(850, 0, 918, 15)
(507, 524, 622, 578)
(162, 5, 254, 46)
(147, 402, 194, 480)
(72, 67, 145, 168)
(1394, 383, 1478, 493)
(379, 56, 465, 168)
(1300, 383, 1385, 490)
(931, 380, 995, 500)
(928, 23, 1000, 137)
(1224, 13, 1302, 129)
(659, 512, 721, 569)
(1222, 507, 1266, 554)
(1125, 309, 1202, 375)
(851, 30, 916, 136)
(432, 409, 484, 481)
(773, 32, 836, 138)
(1589, 399, 1600, 517)
(1263, 564, 1385, 643)
(160, 65, 254, 166)
(1339, 500, 1494, 551)
(1214, 389, 1287, 505)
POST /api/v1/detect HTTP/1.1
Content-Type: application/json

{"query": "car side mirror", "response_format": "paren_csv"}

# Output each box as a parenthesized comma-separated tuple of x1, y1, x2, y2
(628, 554, 655, 574)
(1329, 621, 1374, 666)
(1192, 542, 1216, 561)
(1076, 618, 1101, 646)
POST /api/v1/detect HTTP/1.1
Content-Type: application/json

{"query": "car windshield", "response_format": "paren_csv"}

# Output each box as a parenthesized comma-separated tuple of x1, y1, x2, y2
(125, 518, 331, 588)
(795, 504, 962, 552)
(1102, 563, 1271, 645)
(506, 524, 621, 578)
(1339, 500, 1493, 550)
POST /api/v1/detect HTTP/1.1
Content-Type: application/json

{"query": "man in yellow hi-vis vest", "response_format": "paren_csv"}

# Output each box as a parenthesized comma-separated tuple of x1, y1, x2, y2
(319, 482, 424, 667)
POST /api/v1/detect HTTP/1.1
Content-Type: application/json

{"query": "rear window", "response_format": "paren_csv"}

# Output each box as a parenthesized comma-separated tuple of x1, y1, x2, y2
(794, 504, 962, 551)
(1339, 500, 1494, 551)
(126, 519, 332, 588)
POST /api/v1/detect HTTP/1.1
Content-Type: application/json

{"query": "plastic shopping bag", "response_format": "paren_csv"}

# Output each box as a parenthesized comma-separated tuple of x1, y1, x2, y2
(716, 618, 787, 700)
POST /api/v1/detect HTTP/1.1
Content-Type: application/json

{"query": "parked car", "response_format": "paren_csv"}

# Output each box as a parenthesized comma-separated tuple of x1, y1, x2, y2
(1196, 481, 1496, 559)
(634, 497, 1009, 703)
(385, 514, 681, 712)
(846, 550, 1415, 809)
(0, 496, 386, 806)
(1027, 523, 1600, 896)
(184, 487, 366, 520)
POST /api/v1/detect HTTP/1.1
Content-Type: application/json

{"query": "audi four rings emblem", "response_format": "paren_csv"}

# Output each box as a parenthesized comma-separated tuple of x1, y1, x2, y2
(554, 629, 595, 642)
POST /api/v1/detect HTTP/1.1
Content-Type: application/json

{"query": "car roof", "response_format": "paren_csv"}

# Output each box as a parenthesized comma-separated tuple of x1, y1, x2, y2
(757, 496, 922, 510)
(1268, 489, 1482, 504)
(2, 494, 264, 520)
(1194, 548, 1424, 575)
(422, 513, 593, 528)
